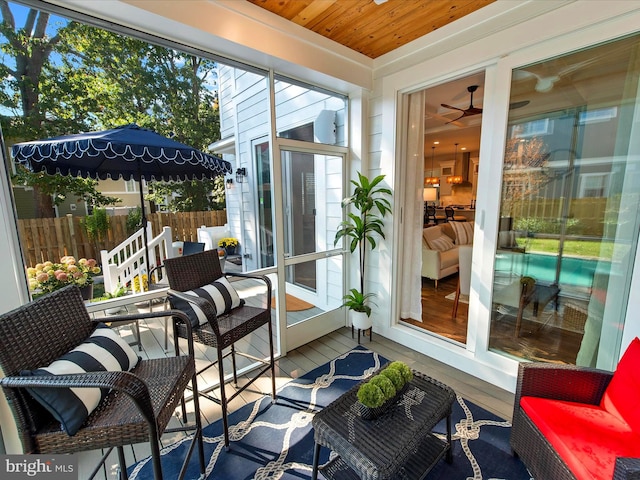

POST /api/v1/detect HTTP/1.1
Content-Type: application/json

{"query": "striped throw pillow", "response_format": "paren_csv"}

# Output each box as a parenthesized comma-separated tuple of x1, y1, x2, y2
(22, 323, 140, 436)
(170, 277, 243, 328)
(451, 221, 474, 245)
(427, 234, 455, 252)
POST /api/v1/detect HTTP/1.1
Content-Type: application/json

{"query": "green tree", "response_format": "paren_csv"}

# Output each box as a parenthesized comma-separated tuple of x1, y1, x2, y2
(0, 1, 79, 217)
(48, 22, 221, 157)
(81, 207, 110, 253)
(0, 3, 223, 216)
(44, 22, 224, 213)
(0, 1, 63, 136)
(147, 175, 226, 212)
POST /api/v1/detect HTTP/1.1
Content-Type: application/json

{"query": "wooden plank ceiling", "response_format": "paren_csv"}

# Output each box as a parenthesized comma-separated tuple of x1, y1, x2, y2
(246, 0, 496, 59)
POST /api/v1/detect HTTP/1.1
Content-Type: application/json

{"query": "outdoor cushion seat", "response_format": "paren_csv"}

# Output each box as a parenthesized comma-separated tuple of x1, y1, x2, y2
(197, 224, 231, 251)
(511, 336, 640, 480)
(520, 396, 640, 480)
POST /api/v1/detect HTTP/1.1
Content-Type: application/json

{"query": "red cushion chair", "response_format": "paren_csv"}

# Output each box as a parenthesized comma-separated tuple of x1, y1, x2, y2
(511, 337, 640, 480)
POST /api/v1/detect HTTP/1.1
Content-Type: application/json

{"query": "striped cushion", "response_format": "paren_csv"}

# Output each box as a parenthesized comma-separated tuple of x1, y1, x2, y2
(171, 277, 243, 328)
(22, 323, 139, 436)
(451, 221, 474, 245)
(427, 234, 455, 252)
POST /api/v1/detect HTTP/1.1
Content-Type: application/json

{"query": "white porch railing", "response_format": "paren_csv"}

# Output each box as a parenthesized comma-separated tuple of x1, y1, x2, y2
(100, 224, 174, 294)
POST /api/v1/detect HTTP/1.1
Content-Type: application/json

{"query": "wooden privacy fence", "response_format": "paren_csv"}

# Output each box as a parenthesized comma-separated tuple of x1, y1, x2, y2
(510, 197, 608, 236)
(18, 210, 227, 267)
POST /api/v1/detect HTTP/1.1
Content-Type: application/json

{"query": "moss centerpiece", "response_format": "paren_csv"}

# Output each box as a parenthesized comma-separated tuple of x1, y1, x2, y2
(356, 361, 413, 420)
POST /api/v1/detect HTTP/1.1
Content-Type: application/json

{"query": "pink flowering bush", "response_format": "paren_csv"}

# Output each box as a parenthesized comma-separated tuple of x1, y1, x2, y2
(26, 256, 101, 293)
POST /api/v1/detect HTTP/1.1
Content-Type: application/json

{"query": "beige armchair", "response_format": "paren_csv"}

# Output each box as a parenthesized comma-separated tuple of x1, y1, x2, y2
(421, 223, 460, 288)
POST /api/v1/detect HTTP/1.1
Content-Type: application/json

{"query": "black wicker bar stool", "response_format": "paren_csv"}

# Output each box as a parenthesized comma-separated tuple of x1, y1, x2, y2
(163, 248, 276, 448)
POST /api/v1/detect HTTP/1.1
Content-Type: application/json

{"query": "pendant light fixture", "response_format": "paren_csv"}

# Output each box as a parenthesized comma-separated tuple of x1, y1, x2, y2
(424, 146, 440, 186)
(447, 143, 463, 184)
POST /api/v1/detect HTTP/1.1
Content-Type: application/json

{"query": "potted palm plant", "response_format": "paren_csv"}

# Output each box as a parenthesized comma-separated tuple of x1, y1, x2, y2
(334, 172, 392, 333)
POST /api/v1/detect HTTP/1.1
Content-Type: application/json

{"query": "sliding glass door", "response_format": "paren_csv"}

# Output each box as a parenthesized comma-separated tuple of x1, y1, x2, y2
(489, 33, 640, 368)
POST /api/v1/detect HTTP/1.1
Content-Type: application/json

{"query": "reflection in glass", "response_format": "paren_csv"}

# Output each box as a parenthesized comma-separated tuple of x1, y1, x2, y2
(274, 75, 347, 146)
(490, 33, 640, 369)
(255, 140, 275, 268)
(280, 149, 343, 292)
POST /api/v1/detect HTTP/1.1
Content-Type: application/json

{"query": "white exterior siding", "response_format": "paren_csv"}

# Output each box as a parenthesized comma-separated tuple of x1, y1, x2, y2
(217, 66, 237, 140)
(362, 79, 393, 337)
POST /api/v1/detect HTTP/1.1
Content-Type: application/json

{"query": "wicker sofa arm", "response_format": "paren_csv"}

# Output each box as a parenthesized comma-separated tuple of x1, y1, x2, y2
(514, 362, 613, 414)
(614, 458, 640, 480)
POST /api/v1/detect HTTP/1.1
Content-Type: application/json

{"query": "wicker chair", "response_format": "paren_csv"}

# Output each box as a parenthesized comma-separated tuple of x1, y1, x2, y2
(0, 285, 205, 480)
(163, 248, 276, 448)
(562, 303, 588, 333)
(511, 362, 640, 480)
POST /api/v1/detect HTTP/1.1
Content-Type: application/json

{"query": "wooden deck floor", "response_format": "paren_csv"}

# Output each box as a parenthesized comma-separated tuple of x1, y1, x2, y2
(77, 308, 514, 479)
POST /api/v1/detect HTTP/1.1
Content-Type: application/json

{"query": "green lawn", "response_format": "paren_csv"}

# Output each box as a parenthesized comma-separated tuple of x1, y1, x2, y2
(523, 238, 614, 260)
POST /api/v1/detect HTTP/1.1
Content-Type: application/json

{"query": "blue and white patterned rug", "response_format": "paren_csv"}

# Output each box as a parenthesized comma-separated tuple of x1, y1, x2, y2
(128, 346, 532, 479)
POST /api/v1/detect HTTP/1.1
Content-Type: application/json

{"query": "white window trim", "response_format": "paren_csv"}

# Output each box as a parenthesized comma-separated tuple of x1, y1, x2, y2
(579, 172, 610, 198)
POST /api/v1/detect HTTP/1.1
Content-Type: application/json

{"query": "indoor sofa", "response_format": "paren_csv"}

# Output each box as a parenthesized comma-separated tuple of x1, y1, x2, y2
(421, 221, 473, 287)
(510, 336, 640, 480)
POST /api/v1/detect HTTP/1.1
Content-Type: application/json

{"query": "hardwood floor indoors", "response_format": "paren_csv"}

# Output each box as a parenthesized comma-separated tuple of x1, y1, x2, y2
(402, 273, 585, 364)
(403, 275, 469, 344)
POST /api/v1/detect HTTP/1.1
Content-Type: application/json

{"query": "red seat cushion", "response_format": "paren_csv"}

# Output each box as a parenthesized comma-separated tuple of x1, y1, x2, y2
(600, 337, 640, 433)
(521, 396, 640, 480)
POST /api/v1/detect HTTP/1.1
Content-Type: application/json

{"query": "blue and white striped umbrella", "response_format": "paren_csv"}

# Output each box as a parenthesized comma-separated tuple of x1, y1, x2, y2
(12, 123, 231, 181)
(12, 123, 232, 270)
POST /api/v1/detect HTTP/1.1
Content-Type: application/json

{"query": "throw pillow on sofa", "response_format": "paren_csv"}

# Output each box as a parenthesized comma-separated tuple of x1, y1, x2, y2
(170, 277, 244, 327)
(451, 221, 474, 245)
(600, 336, 640, 432)
(426, 233, 455, 252)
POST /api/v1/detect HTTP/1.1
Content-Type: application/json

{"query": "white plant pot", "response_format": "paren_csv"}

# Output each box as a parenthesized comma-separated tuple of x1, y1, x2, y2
(350, 310, 372, 331)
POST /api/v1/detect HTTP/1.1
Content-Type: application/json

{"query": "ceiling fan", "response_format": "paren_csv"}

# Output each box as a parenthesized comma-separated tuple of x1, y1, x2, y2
(441, 85, 482, 124)
(440, 84, 530, 125)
